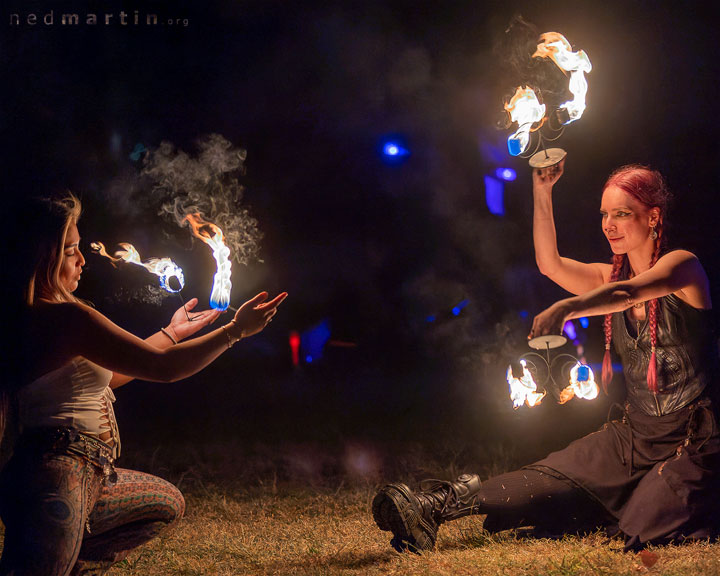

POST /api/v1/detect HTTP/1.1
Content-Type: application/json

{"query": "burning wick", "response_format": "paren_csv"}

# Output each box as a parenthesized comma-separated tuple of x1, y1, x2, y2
(506, 359, 546, 409)
(559, 363, 598, 404)
(183, 213, 232, 311)
(90, 242, 185, 293)
(504, 86, 546, 157)
(533, 32, 592, 125)
(91, 242, 194, 322)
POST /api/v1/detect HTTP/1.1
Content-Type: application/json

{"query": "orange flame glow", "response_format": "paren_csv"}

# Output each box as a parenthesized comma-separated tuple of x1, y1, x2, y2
(507, 360, 546, 409)
(533, 32, 592, 124)
(90, 242, 184, 292)
(504, 86, 546, 156)
(184, 213, 232, 311)
(559, 363, 599, 404)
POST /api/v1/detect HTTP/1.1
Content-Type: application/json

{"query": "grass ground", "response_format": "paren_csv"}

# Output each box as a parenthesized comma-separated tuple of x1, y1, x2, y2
(103, 484, 720, 576)
(3, 440, 720, 575)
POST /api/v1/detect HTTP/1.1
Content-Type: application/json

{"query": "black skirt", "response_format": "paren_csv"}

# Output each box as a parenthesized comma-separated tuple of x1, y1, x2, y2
(525, 397, 720, 549)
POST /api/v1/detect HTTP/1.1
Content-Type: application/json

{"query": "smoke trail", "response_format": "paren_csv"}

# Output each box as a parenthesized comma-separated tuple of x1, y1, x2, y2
(141, 134, 262, 265)
(108, 285, 171, 307)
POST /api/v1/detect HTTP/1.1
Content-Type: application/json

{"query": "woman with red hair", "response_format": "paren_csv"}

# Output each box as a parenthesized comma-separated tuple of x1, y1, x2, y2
(373, 161, 718, 552)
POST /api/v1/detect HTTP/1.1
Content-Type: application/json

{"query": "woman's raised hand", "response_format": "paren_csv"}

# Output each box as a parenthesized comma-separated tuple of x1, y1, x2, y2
(532, 158, 565, 193)
(166, 297, 222, 342)
(232, 291, 288, 339)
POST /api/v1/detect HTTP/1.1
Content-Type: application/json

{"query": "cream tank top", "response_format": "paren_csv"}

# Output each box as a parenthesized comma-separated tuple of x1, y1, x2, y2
(17, 357, 121, 457)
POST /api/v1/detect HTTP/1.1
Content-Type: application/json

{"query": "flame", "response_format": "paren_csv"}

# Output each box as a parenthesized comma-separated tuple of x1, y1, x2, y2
(90, 241, 185, 293)
(533, 32, 592, 124)
(184, 213, 232, 311)
(504, 86, 546, 156)
(507, 359, 546, 409)
(559, 362, 599, 404)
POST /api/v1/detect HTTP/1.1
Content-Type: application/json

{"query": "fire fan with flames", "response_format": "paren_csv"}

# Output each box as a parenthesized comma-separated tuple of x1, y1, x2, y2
(501, 30, 592, 168)
(506, 335, 598, 409)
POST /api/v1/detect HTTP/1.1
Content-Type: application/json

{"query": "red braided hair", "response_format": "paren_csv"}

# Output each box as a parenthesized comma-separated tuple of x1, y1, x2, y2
(601, 254, 625, 393)
(645, 225, 663, 393)
(600, 165, 669, 395)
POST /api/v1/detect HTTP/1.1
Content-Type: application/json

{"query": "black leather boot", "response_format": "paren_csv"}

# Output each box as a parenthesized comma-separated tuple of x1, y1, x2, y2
(372, 473, 483, 552)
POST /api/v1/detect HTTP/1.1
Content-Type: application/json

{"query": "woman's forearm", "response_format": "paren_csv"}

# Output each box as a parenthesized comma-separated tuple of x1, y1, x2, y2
(560, 282, 635, 320)
(110, 329, 178, 388)
(143, 324, 240, 382)
(79, 306, 243, 384)
(532, 188, 562, 276)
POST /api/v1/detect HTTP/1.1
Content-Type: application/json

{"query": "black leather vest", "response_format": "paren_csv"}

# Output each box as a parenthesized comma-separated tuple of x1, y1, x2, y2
(612, 293, 717, 416)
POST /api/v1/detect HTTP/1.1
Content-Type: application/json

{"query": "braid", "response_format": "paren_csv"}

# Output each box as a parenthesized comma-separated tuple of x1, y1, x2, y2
(601, 254, 625, 393)
(646, 226, 663, 394)
(601, 164, 670, 396)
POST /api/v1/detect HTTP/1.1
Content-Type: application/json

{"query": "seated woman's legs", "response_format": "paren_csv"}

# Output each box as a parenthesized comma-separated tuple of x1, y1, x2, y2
(373, 468, 610, 551)
(70, 468, 185, 575)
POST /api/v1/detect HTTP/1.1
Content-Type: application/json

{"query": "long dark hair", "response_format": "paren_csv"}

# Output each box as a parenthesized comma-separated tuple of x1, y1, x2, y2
(1, 192, 83, 447)
(600, 165, 670, 394)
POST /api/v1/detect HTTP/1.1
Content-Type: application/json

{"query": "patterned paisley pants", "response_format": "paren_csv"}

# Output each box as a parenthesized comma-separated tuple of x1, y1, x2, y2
(0, 447, 185, 576)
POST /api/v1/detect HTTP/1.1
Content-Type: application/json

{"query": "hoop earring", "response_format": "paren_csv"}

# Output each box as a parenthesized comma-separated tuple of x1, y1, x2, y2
(650, 226, 658, 240)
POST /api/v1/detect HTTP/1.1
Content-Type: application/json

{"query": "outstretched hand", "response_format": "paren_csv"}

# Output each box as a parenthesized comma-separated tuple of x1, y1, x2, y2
(233, 291, 288, 339)
(529, 301, 569, 341)
(532, 158, 565, 192)
(166, 298, 222, 342)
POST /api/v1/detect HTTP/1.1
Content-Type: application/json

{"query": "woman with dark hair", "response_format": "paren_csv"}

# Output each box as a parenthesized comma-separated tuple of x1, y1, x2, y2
(0, 193, 287, 575)
(373, 161, 719, 552)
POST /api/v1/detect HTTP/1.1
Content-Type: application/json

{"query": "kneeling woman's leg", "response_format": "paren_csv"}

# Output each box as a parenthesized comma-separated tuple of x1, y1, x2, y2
(0, 452, 101, 576)
(70, 468, 185, 575)
(373, 468, 609, 552)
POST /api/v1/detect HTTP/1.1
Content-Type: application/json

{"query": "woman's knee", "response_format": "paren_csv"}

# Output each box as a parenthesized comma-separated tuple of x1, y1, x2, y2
(161, 480, 185, 524)
(113, 469, 185, 524)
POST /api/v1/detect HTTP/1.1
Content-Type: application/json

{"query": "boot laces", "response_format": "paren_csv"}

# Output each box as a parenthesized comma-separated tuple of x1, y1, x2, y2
(418, 479, 460, 517)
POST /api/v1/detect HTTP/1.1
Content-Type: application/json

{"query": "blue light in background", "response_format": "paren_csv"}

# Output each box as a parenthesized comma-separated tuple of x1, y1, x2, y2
(563, 320, 577, 340)
(579, 317, 589, 328)
(380, 137, 410, 164)
(384, 143, 400, 156)
(300, 319, 331, 364)
(495, 167, 517, 182)
(426, 315, 436, 323)
(519, 310, 528, 319)
(484, 176, 504, 216)
(452, 299, 469, 316)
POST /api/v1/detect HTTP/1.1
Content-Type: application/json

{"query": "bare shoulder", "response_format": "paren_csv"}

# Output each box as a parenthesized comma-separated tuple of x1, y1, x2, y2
(31, 301, 114, 339)
(657, 250, 711, 308)
(657, 249, 702, 265)
(656, 250, 708, 279)
(34, 300, 95, 323)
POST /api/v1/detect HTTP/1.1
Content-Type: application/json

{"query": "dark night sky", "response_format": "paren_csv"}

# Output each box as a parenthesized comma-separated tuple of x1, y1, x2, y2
(2, 1, 719, 455)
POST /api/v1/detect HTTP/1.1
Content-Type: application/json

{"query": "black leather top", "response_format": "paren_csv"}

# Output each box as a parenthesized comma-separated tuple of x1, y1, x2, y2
(612, 293, 718, 416)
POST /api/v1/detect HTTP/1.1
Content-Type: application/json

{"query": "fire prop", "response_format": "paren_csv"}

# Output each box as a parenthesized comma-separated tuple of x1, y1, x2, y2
(507, 335, 598, 409)
(502, 31, 591, 167)
(507, 359, 546, 409)
(90, 242, 185, 293)
(533, 33, 592, 125)
(504, 86, 546, 158)
(183, 213, 232, 311)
